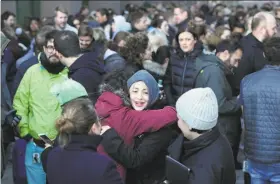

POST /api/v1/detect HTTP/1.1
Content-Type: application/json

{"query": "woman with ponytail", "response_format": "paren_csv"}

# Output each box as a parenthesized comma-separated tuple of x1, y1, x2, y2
(41, 98, 123, 184)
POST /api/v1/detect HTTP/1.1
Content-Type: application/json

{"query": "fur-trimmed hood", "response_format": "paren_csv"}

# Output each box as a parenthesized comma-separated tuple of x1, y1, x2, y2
(98, 83, 131, 107)
(142, 60, 167, 77)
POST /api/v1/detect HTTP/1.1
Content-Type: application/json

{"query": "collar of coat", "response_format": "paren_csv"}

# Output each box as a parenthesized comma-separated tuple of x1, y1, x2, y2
(63, 134, 102, 151)
(142, 60, 168, 77)
(98, 83, 131, 107)
(168, 126, 220, 161)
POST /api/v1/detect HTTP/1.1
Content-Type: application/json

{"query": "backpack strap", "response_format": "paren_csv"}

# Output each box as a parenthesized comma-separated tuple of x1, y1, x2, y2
(1, 62, 12, 109)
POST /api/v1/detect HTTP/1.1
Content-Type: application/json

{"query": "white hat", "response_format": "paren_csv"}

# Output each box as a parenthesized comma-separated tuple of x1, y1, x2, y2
(176, 87, 218, 130)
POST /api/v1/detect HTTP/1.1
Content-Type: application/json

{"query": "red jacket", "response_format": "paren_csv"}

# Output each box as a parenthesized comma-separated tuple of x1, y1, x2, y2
(95, 92, 177, 179)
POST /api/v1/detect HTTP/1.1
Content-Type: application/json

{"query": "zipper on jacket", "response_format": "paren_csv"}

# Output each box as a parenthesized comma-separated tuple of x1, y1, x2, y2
(180, 55, 188, 95)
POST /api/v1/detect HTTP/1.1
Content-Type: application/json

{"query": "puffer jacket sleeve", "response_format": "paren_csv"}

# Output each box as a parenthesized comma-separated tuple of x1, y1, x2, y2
(125, 106, 177, 137)
(196, 65, 240, 114)
(13, 68, 31, 138)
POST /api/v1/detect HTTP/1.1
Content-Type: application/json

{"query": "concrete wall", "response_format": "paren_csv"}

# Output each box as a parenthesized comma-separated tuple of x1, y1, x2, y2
(89, 1, 121, 14)
(1, 1, 17, 14)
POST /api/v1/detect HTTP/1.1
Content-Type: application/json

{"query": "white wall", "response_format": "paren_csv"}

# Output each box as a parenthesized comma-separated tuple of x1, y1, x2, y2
(1, 1, 17, 14)
(40, 1, 82, 17)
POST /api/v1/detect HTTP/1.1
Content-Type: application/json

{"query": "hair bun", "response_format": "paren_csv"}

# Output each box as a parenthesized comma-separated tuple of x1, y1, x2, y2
(56, 116, 75, 134)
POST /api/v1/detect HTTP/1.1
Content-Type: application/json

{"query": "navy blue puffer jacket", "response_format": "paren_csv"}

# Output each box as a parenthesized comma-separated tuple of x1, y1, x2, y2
(169, 42, 203, 102)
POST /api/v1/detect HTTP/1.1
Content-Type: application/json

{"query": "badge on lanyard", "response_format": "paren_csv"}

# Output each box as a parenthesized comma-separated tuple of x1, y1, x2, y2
(32, 153, 41, 164)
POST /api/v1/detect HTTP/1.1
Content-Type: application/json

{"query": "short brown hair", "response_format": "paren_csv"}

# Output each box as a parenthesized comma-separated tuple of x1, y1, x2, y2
(55, 6, 68, 16)
(78, 25, 93, 38)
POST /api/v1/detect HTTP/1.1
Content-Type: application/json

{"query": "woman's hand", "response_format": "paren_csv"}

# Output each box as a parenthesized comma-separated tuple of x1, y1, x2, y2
(101, 125, 111, 135)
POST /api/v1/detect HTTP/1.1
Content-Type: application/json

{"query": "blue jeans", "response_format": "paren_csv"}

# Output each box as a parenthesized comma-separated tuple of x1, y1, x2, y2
(245, 159, 280, 184)
(25, 141, 46, 184)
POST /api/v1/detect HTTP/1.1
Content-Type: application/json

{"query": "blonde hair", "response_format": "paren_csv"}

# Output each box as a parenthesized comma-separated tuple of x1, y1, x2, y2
(56, 98, 99, 147)
(147, 29, 168, 53)
(92, 28, 106, 43)
(215, 26, 230, 38)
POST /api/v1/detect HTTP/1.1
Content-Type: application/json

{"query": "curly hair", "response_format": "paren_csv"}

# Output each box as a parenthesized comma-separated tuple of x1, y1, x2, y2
(119, 32, 149, 66)
(99, 65, 138, 106)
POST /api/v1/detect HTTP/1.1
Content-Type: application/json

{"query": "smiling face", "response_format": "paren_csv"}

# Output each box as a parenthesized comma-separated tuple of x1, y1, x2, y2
(79, 36, 93, 49)
(178, 31, 197, 53)
(129, 81, 149, 111)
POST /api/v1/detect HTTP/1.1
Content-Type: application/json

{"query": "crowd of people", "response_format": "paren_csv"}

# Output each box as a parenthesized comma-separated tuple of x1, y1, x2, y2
(1, 1, 280, 184)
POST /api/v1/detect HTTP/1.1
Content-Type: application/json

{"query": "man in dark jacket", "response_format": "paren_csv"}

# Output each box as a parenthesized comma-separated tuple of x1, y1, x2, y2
(194, 40, 242, 169)
(53, 30, 106, 103)
(173, 7, 189, 33)
(168, 87, 236, 184)
(240, 37, 280, 183)
(232, 11, 277, 95)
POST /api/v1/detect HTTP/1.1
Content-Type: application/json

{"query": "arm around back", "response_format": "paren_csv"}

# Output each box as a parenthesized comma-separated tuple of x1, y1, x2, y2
(102, 127, 175, 168)
(125, 106, 177, 137)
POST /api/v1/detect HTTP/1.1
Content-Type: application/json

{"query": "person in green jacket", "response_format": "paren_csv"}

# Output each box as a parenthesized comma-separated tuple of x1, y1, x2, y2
(13, 30, 68, 184)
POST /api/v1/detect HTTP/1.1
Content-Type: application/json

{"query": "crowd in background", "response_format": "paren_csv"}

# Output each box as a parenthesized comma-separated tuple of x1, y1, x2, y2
(1, 1, 280, 184)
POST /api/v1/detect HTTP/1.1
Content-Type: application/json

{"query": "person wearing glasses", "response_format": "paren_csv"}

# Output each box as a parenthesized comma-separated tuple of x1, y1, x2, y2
(12, 26, 56, 98)
(13, 29, 67, 183)
(194, 39, 243, 170)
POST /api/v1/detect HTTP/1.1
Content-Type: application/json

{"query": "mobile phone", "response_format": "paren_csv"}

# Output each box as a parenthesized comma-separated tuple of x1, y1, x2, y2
(38, 134, 53, 145)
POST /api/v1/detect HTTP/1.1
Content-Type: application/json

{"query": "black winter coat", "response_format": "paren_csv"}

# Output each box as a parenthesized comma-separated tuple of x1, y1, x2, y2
(41, 135, 123, 184)
(102, 126, 178, 184)
(232, 33, 267, 94)
(68, 52, 106, 104)
(168, 127, 236, 184)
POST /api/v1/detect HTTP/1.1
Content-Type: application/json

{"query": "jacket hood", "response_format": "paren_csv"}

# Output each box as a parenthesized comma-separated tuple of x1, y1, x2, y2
(113, 15, 132, 33)
(98, 83, 131, 107)
(95, 91, 130, 121)
(69, 52, 106, 75)
(196, 54, 232, 75)
(142, 60, 167, 77)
